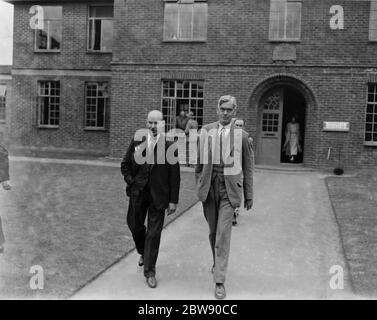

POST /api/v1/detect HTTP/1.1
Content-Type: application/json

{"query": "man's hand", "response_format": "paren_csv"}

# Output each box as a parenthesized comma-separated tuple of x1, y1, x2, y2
(1, 181, 11, 191)
(244, 199, 253, 211)
(166, 203, 177, 216)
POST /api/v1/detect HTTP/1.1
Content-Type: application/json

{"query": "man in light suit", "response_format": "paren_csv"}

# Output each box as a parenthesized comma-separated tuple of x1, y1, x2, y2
(195, 95, 253, 299)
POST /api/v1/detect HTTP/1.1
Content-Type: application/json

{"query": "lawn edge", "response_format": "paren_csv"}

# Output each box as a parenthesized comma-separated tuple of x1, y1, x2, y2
(324, 176, 356, 294)
(66, 199, 199, 300)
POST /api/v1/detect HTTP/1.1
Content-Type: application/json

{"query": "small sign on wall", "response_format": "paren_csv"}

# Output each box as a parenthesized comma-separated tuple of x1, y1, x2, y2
(323, 121, 350, 132)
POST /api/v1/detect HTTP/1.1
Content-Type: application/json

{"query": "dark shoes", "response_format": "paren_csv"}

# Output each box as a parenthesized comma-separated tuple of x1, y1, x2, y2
(138, 255, 144, 267)
(146, 276, 157, 288)
(215, 283, 226, 299)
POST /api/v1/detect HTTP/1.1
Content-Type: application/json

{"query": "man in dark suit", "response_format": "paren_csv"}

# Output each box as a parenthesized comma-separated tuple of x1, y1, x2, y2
(195, 95, 253, 299)
(0, 141, 11, 254)
(121, 110, 180, 288)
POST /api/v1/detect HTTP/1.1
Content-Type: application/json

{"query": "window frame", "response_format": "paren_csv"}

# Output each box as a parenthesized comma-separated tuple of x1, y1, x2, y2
(369, 1, 377, 42)
(269, 0, 302, 42)
(84, 82, 109, 130)
(36, 81, 60, 128)
(364, 83, 377, 146)
(34, 6, 63, 53)
(87, 4, 114, 53)
(161, 79, 205, 132)
(163, 0, 208, 42)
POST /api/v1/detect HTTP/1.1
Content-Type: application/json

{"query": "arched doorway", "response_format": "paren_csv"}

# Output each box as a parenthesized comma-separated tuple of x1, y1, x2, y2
(250, 75, 316, 166)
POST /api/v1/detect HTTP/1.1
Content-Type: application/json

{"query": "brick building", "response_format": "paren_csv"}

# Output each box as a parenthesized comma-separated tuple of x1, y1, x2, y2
(6, 0, 377, 169)
(0, 65, 11, 142)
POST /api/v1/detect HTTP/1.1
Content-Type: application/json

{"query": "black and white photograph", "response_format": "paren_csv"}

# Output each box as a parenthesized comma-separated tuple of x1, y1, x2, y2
(0, 0, 377, 306)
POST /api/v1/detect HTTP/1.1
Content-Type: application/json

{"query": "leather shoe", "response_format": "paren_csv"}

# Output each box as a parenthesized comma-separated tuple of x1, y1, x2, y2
(215, 283, 226, 299)
(138, 255, 144, 267)
(146, 276, 157, 288)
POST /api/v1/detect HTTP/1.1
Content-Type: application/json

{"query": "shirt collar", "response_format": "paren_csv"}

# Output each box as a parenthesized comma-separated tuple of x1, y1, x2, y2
(148, 133, 160, 144)
(218, 122, 232, 131)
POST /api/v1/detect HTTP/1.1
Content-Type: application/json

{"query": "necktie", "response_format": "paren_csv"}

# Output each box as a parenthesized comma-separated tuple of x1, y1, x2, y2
(148, 136, 156, 164)
(220, 127, 225, 164)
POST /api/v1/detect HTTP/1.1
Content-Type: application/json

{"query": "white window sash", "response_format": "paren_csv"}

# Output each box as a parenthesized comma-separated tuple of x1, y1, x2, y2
(164, 2, 207, 41)
(369, 1, 377, 41)
(269, 0, 301, 41)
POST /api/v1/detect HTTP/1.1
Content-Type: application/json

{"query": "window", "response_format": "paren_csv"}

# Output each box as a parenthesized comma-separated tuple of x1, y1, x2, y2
(369, 1, 377, 41)
(85, 82, 109, 129)
(161, 80, 204, 131)
(88, 5, 114, 52)
(365, 84, 377, 144)
(0, 85, 6, 121)
(163, 0, 208, 41)
(35, 6, 62, 51)
(37, 81, 60, 127)
(269, 0, 301, 41)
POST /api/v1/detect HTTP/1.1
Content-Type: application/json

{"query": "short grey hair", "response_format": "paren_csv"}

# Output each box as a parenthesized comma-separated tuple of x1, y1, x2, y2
(217, 95, 237, 110)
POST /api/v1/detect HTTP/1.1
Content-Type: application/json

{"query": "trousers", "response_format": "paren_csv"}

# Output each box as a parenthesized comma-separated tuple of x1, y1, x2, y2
(202, 173, 234, 284)
(0, 216, 5, 246)
(127, 184, 165, 277)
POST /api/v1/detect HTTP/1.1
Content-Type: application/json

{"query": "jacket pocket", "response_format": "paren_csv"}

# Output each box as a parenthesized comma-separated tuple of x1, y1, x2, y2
(236, 182, 242, 188)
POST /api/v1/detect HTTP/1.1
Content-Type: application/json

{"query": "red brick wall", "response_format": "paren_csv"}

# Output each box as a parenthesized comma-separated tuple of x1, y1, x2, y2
(108, 0, 377, 169)
(113, 0, 377, 66)
(10, 74, 111, 154)
(13, 2, 112, 70)
(0, 77, 12, 143)
(10, 1, 113, 154)
(109, 65, 377, 170)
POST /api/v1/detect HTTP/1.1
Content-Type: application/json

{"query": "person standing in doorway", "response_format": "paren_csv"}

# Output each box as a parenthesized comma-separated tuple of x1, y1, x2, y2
(282, 116, 302, 162)
(195, 95, 253, 299)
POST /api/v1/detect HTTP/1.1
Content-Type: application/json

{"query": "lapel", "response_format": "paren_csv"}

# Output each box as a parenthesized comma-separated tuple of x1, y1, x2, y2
(206, 122, 219, 164)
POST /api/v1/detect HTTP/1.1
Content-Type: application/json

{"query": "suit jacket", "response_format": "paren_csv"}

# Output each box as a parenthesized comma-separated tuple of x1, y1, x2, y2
(0, 144, 10, 183)
(121, 132, 180, 211)
(195, 121, 253, 208)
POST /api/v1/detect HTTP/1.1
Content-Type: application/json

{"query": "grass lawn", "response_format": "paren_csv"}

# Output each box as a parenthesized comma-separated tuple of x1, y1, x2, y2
(326, 170, 377, 298)
(0, 160, 198, 299)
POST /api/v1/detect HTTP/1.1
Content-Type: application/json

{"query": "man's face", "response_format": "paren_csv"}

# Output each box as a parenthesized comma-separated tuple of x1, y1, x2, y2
(180, 110, 186, 117)
(217, 101, 236, 126)
(147, 114, 163, 136)
(235, 120, 243, 128)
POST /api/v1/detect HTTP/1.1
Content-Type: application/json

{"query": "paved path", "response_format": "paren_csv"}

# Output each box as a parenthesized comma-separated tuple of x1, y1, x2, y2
(72, 170, 356, 300)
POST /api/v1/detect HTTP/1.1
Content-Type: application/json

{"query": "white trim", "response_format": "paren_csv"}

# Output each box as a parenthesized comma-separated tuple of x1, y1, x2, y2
(0, 75, 11, 80)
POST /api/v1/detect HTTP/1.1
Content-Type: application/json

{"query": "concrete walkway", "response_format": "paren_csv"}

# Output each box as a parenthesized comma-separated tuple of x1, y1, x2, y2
(72, 170, 356, 300)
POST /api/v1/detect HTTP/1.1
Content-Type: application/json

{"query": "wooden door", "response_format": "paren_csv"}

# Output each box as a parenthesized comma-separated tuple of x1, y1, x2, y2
(257, 89, 284, 165)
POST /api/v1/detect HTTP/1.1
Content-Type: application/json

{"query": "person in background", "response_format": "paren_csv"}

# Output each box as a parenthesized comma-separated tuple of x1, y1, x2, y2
(175, 106, 189, 132)
(0, 136, 11, 254)
(282, 115, 302, 162)
(185, 111, 199, 166)
(232, 119, 254, 226)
